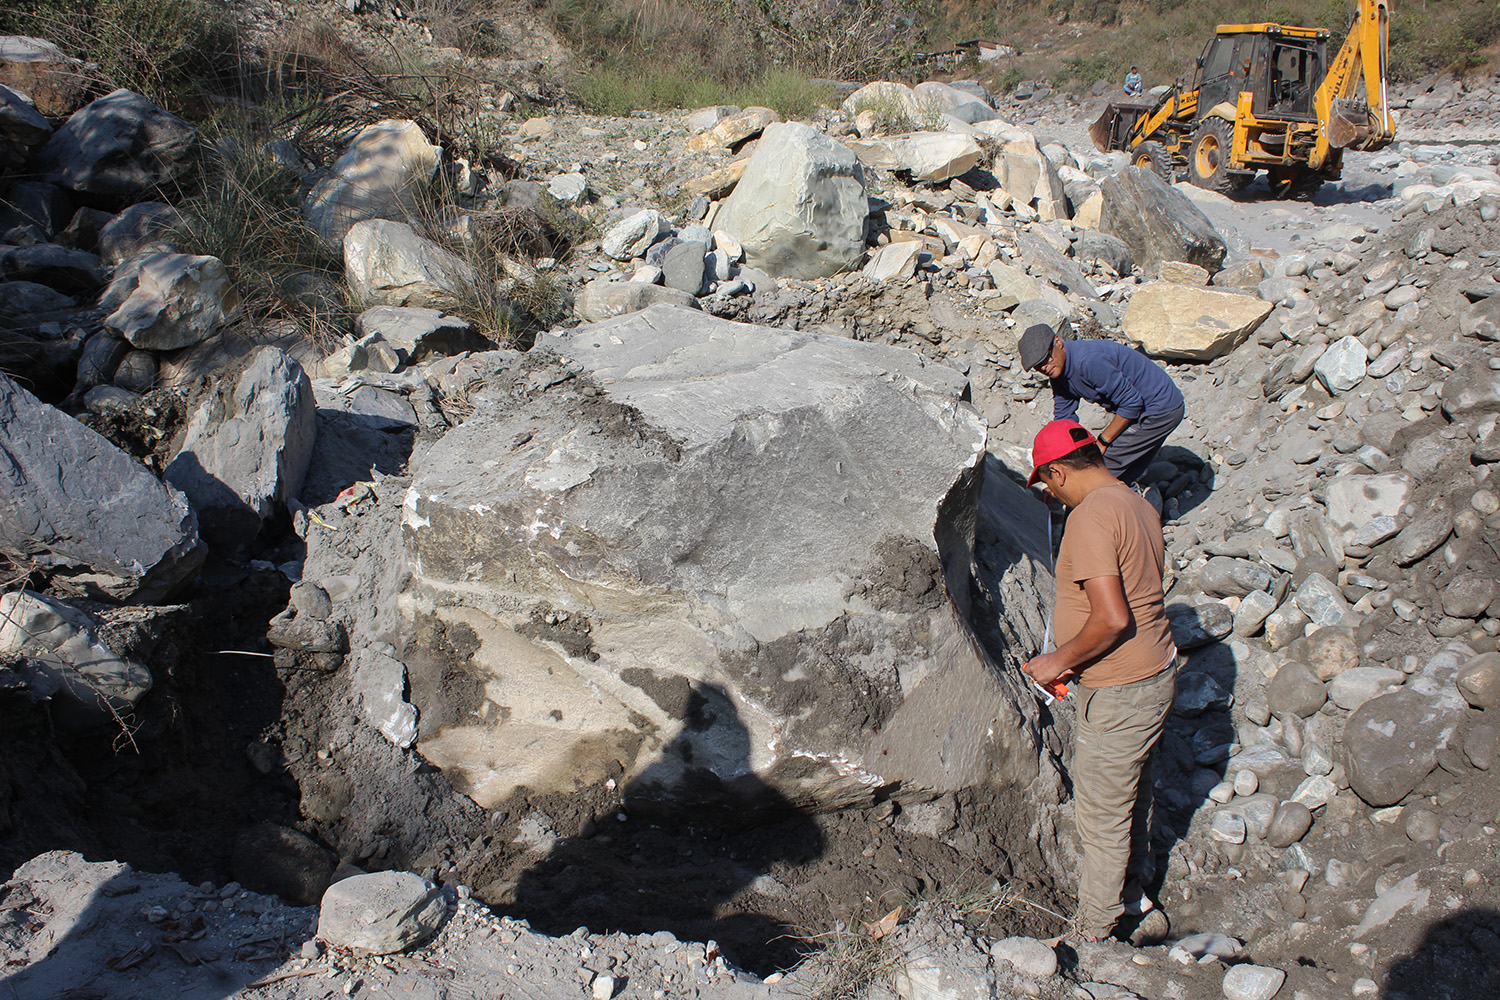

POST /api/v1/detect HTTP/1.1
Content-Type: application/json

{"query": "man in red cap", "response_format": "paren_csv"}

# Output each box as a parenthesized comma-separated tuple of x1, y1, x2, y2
(1025, 419, 1176, 946)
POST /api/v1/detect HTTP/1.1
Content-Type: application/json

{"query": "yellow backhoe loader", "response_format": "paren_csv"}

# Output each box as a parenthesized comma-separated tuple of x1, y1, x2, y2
(1089, 0, 1395, 196)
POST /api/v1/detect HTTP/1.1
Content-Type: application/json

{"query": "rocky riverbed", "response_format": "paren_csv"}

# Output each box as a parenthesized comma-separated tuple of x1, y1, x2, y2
(3, 8, 1500, 1000)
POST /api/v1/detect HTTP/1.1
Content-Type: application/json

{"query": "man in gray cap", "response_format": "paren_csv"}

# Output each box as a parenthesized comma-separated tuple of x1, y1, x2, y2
(1018, 324, 1184, 488)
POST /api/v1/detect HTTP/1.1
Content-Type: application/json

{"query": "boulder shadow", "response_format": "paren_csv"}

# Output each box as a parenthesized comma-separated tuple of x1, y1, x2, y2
(1148, 443, 1215, 520)
(507, 683, 824, 978)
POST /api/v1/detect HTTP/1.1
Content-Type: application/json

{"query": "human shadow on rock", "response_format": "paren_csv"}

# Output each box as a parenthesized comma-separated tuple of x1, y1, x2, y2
(508, 683, 824, 978)
(1383, 907, 1500, 1000)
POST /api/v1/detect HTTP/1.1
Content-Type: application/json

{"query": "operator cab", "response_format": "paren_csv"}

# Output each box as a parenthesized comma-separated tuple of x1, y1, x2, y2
(1195, 25, 1328, 122)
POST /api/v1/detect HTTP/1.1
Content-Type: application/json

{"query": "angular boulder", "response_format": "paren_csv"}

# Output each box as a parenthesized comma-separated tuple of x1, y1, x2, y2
(847, 132, 983, 183)
(165, 347, 316, 551)
(33, 89, 196, 198)
(992, 133, 1069, 221)
(683, 106, 778, 152)
(716, 122, 867, 280)
(1122, 284, 1273, 361)
(98, 202, 181, 266)
(0, 590, 153, 727)
(317, 872, 446, 955)
(575, 278, 700, 323)
(0, 372, 204, 601)
(302, 119, 440, 247)
(1100, 167, 1227, 276)
(103, 252, 239, 350)
(344, 219, 474, 308)
(1344, 643, 1471, 807)
(601, 209, 668, 261)
(399, 305, 1053, 820)
(355, 306, 488, 363)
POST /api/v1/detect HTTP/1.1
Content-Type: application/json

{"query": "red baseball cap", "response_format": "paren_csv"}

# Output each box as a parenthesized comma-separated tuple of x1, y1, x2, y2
(1028, 420, 1098, 486)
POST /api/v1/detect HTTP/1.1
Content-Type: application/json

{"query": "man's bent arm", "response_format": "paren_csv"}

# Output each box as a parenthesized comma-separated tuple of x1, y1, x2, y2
(1024, 575, 1131, 684)
(1099, 413, 1133, 447)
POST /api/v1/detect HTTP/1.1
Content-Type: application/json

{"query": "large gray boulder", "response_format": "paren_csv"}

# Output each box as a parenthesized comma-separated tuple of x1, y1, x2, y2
(1099, 166, 1227, 276)
(1344, 643, 1471, 807)
(0, 590, 152, 727)
(0, 83, 50, 169)
(0, 372, 204, 601)
(344, 219, 474, 308)
(716, 122, 867, 280)
(165, 348, 316, 552)
(1122, 283, 1272, 361)
(302, 119, 440, 247)
(33, 89, 196, 198)
(398, 305, 1057, 823)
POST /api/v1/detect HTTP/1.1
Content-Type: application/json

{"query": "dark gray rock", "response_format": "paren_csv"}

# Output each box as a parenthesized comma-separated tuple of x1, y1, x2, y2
(1166, 598, 1233, 651)
(0, 371, 205, 601)
(1200, 556, 1271, 597)
(1073, 231, 1134, 276)
(1099, 166, 1227, 276)
(661, 239, 709, 295)
(75, 332, 127, 390)
(0, 82, 51, 169)
(0, 181, 71, 243)
(34, 89, 197, 198)
(112, 349, 157, 393)
(1465, 722, 1497, 769)
(165, 347, 315, 552)
(56, 205, 114, 252)
(1268, 660, 1326, 718)
(98, 202, 181, 266)
(1441, 362, 1500, 418)
(0, 242, 100, 293)
(1443, 574, 1495, 619)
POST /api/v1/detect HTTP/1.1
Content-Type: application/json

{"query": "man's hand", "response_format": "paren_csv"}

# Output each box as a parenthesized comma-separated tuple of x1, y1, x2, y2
(1024, 651, 1073, 686)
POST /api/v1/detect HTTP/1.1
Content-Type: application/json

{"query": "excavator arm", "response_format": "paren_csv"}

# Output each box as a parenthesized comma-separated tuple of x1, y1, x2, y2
(1311, 0, 1394, 168)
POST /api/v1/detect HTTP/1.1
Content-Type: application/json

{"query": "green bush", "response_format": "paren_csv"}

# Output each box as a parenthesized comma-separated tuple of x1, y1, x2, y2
(572, 62, 833, 118)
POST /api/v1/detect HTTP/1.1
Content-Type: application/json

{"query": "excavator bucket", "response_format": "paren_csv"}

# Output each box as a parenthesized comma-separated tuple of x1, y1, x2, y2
(1089, 101, 1155, 152)
(1328, 96, 1392, 152)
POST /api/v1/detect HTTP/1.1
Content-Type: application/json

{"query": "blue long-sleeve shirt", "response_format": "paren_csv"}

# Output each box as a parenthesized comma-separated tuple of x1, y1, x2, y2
(1051, 340, 1184, 422)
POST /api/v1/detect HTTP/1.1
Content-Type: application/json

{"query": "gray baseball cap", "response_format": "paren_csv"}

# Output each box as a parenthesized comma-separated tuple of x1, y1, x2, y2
(1018, 324, 1056, 370)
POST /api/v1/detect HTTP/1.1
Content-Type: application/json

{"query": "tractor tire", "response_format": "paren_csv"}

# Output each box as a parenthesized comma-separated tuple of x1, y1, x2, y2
(1130, 141, 1175, 183)
(1188, 119, 1236, 193)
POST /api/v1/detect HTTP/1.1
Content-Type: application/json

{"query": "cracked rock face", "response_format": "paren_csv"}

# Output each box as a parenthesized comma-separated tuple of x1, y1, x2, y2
(398, 305, 1050, 817)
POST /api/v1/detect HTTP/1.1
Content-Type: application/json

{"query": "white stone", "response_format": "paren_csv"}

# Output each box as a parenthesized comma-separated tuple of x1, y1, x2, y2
(1314, 336, 1369, 394)
(865, 241, 924, 282)
(1324, 472, 1413, 546)
(302, 120, 439, 246)
(0, 590, 152, 726)
(1290, 774, 1338, 810)
(1222, 964, 1286, 1000)
(846, 132, 984, 183)
(1233, 770, 1260, 796)
(1211, 810, 1247, 843)
(602, 209, 667, 261)
(548, 172, 588, 204)
(344, 219, 474, 308)
(989, 936, 1057, 978)
(1328, 667, 1404, 712)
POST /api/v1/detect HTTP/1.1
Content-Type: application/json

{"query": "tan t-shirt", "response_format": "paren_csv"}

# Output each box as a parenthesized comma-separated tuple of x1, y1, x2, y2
(1053, 482, 1173, 687)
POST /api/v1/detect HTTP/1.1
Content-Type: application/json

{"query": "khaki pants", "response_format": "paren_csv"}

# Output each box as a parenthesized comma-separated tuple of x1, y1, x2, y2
(1071, 662, 1176, 939)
